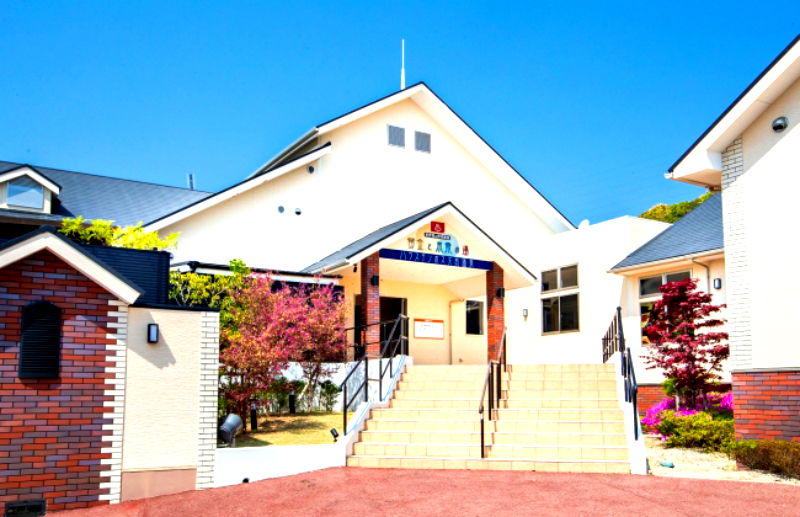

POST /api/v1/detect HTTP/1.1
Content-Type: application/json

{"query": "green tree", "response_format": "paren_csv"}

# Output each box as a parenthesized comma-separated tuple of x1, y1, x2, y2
(640, 192, 712, 223)
(59, 216, 178, 250)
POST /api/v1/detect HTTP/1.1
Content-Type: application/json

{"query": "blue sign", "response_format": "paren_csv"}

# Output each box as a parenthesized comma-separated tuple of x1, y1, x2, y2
(379, 248, 493, 270)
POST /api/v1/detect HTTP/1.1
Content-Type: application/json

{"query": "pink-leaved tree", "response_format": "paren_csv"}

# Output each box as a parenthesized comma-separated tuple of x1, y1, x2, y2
(642, 278, 728, 409)
(220, 276, 346, 429)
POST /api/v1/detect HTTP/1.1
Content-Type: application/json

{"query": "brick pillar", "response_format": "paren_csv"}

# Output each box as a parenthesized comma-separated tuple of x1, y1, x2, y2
(486, 262, 504, 362)
(360, 252, 381, 356)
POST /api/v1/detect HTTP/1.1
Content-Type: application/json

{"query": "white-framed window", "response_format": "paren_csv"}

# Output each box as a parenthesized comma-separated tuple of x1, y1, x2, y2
(639, 270, 690, 297)
(7, 177, 44, 209)
(388, 125, 405, 147)
(541, 264, 579, 334)
(465, 300, 483, 335)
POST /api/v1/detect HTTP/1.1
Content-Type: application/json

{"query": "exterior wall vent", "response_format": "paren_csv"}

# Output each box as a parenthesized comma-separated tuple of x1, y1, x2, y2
(388, 125, 405, 147)
(18, 301, 61, 379)
(415, 131, 431, 153)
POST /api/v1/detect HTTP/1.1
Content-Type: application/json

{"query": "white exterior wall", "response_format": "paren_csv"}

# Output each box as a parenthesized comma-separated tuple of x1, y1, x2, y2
(619, 258, 727, 385)
(166, 99, 560, 272)
(508, 216, 667, 365)
(726, 76, 800, 369)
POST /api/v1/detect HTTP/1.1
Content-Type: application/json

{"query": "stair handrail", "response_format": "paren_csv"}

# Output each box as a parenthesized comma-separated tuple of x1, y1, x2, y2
(478, 328, 507, 459)
(378, 314, 409, 401)
(340, 314, 408, 434)
(602, 307, 640, 439)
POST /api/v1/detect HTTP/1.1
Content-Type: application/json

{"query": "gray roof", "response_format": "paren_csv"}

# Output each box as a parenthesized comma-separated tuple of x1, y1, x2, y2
(612, 194, 723, 270)
(0, 161, 212, 227)
(302, 203, 450, 273)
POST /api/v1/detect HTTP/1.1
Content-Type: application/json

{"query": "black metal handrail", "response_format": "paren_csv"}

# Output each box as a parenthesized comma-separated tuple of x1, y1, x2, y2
(602, 306, 640, 439)
(340, 314, 408, 434)
(478, 329, 507, 458)
(602, 306, 624, 363)
(378, 315, 409, 401)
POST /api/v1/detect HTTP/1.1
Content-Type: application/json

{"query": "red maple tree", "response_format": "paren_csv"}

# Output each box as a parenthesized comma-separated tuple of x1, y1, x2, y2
(642, 278, 728, 408)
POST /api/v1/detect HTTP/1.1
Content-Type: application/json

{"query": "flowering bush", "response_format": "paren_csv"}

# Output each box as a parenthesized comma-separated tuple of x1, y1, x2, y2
(642, 393, 733, 433)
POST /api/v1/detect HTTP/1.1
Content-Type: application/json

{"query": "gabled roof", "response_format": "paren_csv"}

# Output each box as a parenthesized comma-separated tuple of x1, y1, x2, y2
(611, 194, 723, 271)
(144, 142, 332, 231)
(669, 34, 800, 185)
(250, 83, 574, 232)
(302, 203, 449, 273)
(0, 165, 62, 194)
(0, 226, 143, 304)
(0, 161, 212, 226)
(302, 201, 536, 284)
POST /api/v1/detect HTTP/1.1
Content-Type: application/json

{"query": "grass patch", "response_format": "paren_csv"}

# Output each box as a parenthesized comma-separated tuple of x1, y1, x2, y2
(233, 412, 353, 447)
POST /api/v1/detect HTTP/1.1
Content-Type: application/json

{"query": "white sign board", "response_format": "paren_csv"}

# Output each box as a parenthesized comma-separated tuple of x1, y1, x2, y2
(414, 319, 444, 340)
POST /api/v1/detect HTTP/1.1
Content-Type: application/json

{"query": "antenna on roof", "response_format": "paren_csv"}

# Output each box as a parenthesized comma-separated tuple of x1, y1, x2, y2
(187, 173, 195, 190)
(400, 39, 406, 90)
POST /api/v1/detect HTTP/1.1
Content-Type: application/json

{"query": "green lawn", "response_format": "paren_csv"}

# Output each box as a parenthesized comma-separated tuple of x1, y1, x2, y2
(233, 412, 353, 447)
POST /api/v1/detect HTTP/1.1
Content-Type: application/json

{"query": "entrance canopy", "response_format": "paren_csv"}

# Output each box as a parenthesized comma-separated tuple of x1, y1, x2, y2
(302, 202, 535, 297)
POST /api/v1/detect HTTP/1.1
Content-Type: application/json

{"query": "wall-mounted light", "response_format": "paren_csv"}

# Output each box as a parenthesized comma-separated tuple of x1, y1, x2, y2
(522, 308, 528, 320)
(772, 116, 789, 133)
(496, 287, 505, 299)
(352, 264, 358, 273)
(330, 428, 339, 442)
(370, 275, 380, 287)
(307, 165, 315, 174)
(713, 278, 722, 290)
(147, 323, 159, 344)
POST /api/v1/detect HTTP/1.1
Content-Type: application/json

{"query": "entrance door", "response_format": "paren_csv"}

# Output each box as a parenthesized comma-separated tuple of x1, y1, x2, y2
(354, 296, 408, 357)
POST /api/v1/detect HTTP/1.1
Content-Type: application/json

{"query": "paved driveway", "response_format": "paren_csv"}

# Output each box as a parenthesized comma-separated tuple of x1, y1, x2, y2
(58, 467, 800, 517)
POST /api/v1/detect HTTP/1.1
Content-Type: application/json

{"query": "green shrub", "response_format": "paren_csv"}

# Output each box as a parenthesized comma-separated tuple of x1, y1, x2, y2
(319, 380, 341, 412)
(656, 411, 735, 452)
(729, 440, 800, 479)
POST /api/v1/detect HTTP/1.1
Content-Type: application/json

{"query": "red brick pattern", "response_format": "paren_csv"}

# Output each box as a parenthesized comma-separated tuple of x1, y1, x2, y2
(732, 370, 800, 442)
(637, 383, 731, 412)
(360, 253, 380, 355)
(0, 250, 118, 511)
(486, 262, 504, 362)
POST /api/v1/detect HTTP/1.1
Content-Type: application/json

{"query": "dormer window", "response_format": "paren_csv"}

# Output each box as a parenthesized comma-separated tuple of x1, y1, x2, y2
(0, 165, 61, 214)
(8, 177, 44, 209)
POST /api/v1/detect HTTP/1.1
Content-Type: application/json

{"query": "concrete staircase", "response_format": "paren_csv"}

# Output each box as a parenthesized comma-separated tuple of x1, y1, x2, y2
(347, 363, 630, 473)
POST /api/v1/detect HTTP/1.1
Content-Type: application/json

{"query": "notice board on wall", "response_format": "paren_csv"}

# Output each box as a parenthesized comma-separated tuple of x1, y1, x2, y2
(414, 319, 444, 339)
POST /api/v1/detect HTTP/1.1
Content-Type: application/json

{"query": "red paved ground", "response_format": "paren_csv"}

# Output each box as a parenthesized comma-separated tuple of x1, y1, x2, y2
(57, 468, 800, 517)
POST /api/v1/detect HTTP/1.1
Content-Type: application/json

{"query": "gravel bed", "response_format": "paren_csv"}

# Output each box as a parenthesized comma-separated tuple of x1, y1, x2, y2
(645, 435, 800, 486)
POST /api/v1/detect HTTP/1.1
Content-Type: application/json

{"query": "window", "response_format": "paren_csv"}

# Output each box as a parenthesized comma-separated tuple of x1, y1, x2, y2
(415, 131, 431, 153)
(388, 125, 405, 147)
(541, 265, 578, 292)
(18, 301, 61, 379)
(639, 270, 691, 297)
(466, 300, 483, 335)
(7, 177, 44, 209)
(542, 294, 579, 333)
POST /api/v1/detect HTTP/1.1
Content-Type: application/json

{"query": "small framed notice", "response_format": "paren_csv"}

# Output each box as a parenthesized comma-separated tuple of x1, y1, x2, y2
(414, 318, 445, 339)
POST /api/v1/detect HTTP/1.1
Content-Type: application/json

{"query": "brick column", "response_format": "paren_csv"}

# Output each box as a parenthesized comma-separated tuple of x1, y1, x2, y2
(486, 262, 504, 362)
(360, 252, 381, 356)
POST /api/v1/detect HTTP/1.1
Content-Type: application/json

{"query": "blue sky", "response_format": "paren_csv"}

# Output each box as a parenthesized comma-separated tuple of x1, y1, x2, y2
(1, 2, 798, 225)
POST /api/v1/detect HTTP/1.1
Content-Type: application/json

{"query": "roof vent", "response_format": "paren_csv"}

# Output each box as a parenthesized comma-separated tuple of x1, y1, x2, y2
(388, 125, 405, 147)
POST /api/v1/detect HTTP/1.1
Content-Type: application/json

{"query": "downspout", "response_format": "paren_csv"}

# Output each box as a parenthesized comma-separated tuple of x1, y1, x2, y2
(691, 257, 710, 291)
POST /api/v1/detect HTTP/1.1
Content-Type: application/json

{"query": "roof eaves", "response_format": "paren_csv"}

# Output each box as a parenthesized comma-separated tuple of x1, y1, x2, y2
(610, 248, 724, 273)
(669, 33, 800, 173)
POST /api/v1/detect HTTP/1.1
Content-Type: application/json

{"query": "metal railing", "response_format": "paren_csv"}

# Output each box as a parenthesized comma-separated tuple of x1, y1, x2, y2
(340, 315, 408, 434)
(602, 307, 639, 439)
(479, 329, 507, 458)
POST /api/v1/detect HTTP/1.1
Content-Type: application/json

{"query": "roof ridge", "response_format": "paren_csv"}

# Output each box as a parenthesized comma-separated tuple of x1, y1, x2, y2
(0, 160, 213, 193)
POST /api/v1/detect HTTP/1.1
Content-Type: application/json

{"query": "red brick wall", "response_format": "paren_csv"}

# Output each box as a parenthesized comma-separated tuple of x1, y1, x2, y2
(637, 383, 732, 412)
(0, 250, 118, 511)
(486, 262, 504, 361)
(360, 252, 380, 355)
(732, 370, 800, 442)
